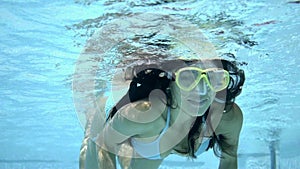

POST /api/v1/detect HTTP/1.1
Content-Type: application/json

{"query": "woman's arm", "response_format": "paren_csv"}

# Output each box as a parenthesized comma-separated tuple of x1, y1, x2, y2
(93, 99, 166, 169)
(96, 101, 156, 155)
(218, 144, 238, 169)
(215, 103, 243, 169)
(91, 103, 149, 169)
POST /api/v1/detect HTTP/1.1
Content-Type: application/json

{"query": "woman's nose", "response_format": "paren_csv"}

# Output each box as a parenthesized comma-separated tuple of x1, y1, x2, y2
(197, 79, 210, 95)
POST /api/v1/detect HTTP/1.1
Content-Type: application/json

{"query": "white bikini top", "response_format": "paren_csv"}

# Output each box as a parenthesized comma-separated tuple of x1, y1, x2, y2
(130, 107, 171, 160)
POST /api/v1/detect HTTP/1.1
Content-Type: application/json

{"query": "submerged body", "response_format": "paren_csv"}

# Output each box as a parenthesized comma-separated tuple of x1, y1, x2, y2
(79, 59, 245, 169)
(80, 94, 243, 169)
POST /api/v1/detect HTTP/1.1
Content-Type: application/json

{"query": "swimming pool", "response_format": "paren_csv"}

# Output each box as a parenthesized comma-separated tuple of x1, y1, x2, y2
(1, 0, 299, 168)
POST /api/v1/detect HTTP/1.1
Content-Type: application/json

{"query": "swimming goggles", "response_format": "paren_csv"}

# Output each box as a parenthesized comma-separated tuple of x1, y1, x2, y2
(175, 67, 230, 92)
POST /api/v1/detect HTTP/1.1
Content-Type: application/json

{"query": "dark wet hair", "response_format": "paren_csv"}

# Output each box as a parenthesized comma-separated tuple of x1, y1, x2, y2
(220, 59, 245, 104)
(106, 67, 173, 121)
(106, 58, 245, 158)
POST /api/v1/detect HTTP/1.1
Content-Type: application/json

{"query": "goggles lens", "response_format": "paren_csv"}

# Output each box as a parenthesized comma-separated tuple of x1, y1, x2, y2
(175, 67, 230, 92)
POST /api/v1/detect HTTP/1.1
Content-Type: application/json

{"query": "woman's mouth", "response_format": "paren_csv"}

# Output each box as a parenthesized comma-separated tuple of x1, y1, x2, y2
(187, 98, 209, 106)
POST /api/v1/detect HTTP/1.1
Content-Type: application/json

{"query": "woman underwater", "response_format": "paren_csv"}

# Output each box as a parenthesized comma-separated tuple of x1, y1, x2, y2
(79, 58, 245, 169)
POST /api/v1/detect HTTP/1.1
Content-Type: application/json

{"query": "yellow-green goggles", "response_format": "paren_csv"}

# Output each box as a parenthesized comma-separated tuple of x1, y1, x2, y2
(175, 67, 230, 92)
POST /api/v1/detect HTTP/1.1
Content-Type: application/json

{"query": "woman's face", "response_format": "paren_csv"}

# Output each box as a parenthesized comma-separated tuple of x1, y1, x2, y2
(172, 60, 225, 117)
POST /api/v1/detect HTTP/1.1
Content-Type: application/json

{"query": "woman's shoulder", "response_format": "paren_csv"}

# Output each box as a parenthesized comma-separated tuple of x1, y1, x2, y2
(130, 100, 152, 111)
(220, 102, 243, 122)
(116, 99, 167, 124)
(119, 100, 152, 115)
(215, 103, 243, 139)
(109, 100, 166, 136)
(232, 103, 243, 122)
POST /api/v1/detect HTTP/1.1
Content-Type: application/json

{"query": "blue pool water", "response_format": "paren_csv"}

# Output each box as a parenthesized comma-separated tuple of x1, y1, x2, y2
(1, 0, 299, 169)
